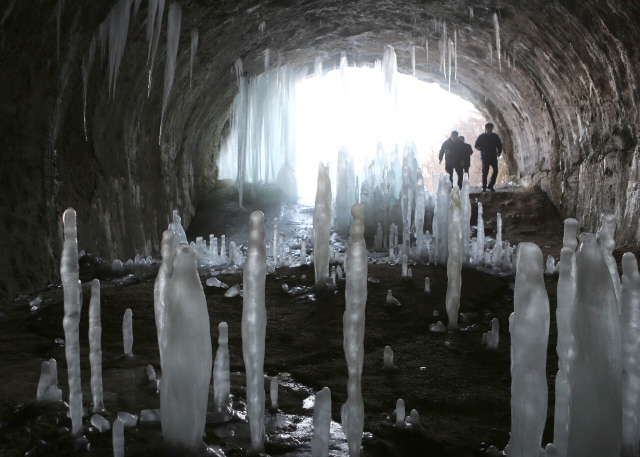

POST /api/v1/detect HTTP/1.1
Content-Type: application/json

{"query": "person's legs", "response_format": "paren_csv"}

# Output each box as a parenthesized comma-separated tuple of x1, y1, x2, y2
(488, 157, 499, 189)
(481, 160, 490, 190)
(445, 163, 454, 186)
(454, 164, 464, 188)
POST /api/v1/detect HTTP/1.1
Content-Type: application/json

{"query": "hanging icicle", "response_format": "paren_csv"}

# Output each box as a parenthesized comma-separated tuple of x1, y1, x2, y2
(264, 48, 270, 72)
(82, 34, 97, 141)
(314, 56, 323, 78)
(190, 27, 198, 88)
(454, 30, 457, 81)
(493, 12, 501, 71)
(411, 45, 415, 77)
(107, 0, 132, 99)
(147, 0, 166, 96)
(159, 2, 182, 144)
(133, 0, 143, 18)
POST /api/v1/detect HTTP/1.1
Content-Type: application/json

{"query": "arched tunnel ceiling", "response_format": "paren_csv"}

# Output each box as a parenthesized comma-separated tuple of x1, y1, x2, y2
(0, 0, 639, 301)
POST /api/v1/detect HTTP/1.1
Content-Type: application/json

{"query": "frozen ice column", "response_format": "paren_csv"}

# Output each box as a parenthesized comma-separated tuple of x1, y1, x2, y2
(213, 322, 230, 411)
(621, 253, 640, 457)
(242, 211, 268, 453)
(567, 234, 621, 457)
(313, 163, 332, 284)
(553, 247, 576, 457)
(341, 203, 367, 457)
(160, 245, 212, 450)
(61, 208, 84, 435)
(446, 188, 463, 330)
(311, 387, 332, 457)
(123, 309, 133, 355)
(154, 229, 175, 368)
(510, 242, 549, 457)
(89, 279, 104, 411)
(461, 173, 471, 265)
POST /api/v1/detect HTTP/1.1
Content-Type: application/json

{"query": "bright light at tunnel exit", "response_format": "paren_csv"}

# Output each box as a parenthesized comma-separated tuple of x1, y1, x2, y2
(295, 66, 484, 203)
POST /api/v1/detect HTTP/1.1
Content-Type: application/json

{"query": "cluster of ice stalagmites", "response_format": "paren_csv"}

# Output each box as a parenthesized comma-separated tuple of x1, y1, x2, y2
(160, 244, 212, 450)
(341, 204, 367, 457)
(242, 211, 268, 453)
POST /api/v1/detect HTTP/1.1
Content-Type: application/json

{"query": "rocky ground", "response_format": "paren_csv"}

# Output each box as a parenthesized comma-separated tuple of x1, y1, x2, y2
(0, 185, 633, 456)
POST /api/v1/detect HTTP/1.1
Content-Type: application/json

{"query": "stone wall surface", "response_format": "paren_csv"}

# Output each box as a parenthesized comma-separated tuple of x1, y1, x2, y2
(0, 0, 639, 301)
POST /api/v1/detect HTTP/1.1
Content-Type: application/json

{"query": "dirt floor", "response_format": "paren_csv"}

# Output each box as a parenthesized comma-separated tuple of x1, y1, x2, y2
(0, 185, 631, 456)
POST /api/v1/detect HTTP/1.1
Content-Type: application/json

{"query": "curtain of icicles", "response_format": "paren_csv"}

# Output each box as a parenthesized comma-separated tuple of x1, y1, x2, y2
(219, 57, 298, 208)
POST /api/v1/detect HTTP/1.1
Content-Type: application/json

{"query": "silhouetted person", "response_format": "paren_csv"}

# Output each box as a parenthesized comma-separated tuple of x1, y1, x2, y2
(458, 135, 473, 177)
(439, 131, 464, 189)
(474, 123, 503, 192)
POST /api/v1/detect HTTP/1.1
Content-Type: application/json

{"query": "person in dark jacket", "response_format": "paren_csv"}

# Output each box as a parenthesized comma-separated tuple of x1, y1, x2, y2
(474, 123, 503, 192)
(458, 136, 473, 176)
(439, 131, 464, 189)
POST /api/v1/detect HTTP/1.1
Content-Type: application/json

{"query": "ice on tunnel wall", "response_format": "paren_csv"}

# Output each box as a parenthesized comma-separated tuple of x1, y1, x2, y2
(159, 2, 181, 144)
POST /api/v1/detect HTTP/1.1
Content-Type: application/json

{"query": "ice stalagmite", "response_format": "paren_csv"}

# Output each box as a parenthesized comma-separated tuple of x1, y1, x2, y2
(189, 27, 198, 88)
(510, 242, 549, 456)
(395, 399, 406, 428)
(566, 234, 621, 457)
(313, 163, 332, 284)
(89, 279, 104, 412)
(159, 2, 181, 144)
(113, 418, 124, 457)
(270, 377, 279, 411)
(621, 253, 640, 457)
(154, 230, 174, 369)
(414, 170, 426, 252)
(160, 245, 212, 450)
(493, 213, 503, 270)
(341, 204, 367, 457)
(61, 208, 83, 435)
(446, 188, 462, 330)
(476, 202, 485, 264)
(242, 211, 267, 453)
(311, 387, 332, 457)
(553, 247, 575, 457)
(434, 174, 451, 264)
(460, 174, 471, 265)
(123, 309, 133, 355)
(598, 212, 622, 308)
(336, 148, 355, 230)
(36, 358, 62, 402)
(213, 322, 230, 411)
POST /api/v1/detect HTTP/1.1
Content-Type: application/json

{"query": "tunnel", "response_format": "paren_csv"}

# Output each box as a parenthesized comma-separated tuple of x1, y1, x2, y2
(1, 0, 638, 301)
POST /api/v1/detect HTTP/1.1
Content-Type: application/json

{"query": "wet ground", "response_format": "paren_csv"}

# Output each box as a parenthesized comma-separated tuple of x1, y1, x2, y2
(0, 183, 635, 456)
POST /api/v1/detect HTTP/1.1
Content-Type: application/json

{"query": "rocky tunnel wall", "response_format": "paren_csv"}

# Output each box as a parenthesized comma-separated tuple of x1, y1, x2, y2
(0, 0, 639, 302)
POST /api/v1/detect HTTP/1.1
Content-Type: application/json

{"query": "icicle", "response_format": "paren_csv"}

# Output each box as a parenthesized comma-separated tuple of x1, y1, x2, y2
(447, 40, 452, 91)
(314, 56, 323, 78)
(264, 48, 270, 72)
(159, 2, 181, 144)
(147, 0, 166, 96)
(469, 6, 474, 19)
(54, 0, 64, 62)
(454, 30, 457, 81)
(190, 27, 198, 89)
(493, 12, 501, 71)
(107, 0, 132, 99)
(411, 45, 415, 77)
(489, 42, 493, 66)
(425, 37, 429, 62)
(259, 21, 265, 35)
(133, 0, 143, 18)
(82, 34, 97, 141)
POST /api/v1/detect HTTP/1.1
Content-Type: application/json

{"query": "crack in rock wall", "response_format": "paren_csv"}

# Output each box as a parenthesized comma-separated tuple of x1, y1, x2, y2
(0, 0, 638, 301)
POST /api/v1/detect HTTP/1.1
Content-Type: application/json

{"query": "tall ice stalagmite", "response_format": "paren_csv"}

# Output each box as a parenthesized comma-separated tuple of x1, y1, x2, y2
(61, 208, 84, 435)
(621, 253, 640, 457)
(313, 163, 332, 284)
(242, 211, 267, 453)
(598, 212, 622, 308)
(341, 203, 367, 457)
(89, 279, 104, 412)
(446, 188, 462, 330)
(213, 322, 231, 411)
(311, 387, 332, 457)
(567, 234, 622, 457)
(154, 229, 175, 369)
(160, 245, 212, 450)
(510, 242, 549, 456)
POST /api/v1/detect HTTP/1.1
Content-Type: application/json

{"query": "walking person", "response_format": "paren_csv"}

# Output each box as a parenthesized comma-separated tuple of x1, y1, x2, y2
(439, 131, 464, 189)
(458, 135, 473, 177)
(474, 123, 503, 192)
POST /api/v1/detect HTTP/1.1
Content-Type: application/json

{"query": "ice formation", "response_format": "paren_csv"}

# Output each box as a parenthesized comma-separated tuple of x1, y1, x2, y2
(118, 411, 138, 427)
(386, 290, 401, 307)
(598, 212, 622, 308)
(122, 308, 133, 355)
(82, 34, 96, 140)
(314, 163, 332, 284)
(189, 27, 198, 88)
(434, 174, 451, 264)
(154, 229, 174, 368)
(90, 414, 110, 432)
(341, 204, 367, 457)
(311, 387, 332, 457)
(147, 0, 165, 96)
(112, 418, 124, 457)
(242, 211, 267, 453)
(621, 253, 640, 456)
(553, 246, 575, 456)
(394, 399, 406, 428)
(36, 358, 62, 402)
(429, 321, 446, 333)
(510, 242, 549, 456)
(335, 147, 356, 230)
(567, 234, 621, 457)
(493, 12, 501, 71)
(382, 345, 395, 371)
(424, 276, 430, 293)
(161, 245, 212, 450)
(270, 376, 279, 411)
(460, 174, 471, 264)
(492, 213, 503, 270)
(146, 364, 156, 381)
(213, 322, 230, 411)
(484, 318, 499, 349)
(446, 188, 462, 330)
(407, 409, 424, 431)
(89, 279, 104, 411)
(545, 255, 556, 275)
(61, 209, 83, 435)
(476, 202, 485, 265)
(107, 0, 132, 99)
(159, 2, 181, 143)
